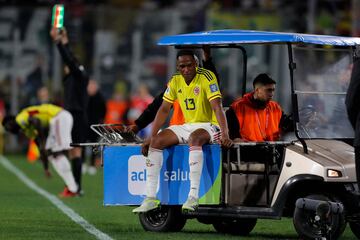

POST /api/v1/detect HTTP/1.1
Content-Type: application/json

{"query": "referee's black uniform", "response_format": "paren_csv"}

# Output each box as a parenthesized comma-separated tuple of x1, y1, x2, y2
(57, 43, 89, 192)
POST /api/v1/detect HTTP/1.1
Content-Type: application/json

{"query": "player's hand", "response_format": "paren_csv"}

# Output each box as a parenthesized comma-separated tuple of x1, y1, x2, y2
(220, 133, 233, 148)
(234, 138, 247, 143)
(141, 138, 151, 156)
(124, 125, 139, 134)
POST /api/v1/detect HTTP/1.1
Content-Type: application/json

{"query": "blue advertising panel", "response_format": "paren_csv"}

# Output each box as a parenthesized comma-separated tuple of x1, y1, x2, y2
(103, 144, 221, 206)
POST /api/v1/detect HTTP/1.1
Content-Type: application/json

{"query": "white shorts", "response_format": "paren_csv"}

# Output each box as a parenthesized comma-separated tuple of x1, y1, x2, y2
(45, 110, 74, 152)
(167, 123, 221, 144)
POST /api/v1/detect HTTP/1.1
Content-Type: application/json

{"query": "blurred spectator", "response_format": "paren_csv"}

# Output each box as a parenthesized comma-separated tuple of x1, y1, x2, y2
(104, 81, 129, 124)
(221, 88, 235, 107)
(87, 79, 106, 129)
(128, 83, 153, 138)
(24, 55, 44, 107)
(85, 79, 106, 175)
(36, 86, 51, 105)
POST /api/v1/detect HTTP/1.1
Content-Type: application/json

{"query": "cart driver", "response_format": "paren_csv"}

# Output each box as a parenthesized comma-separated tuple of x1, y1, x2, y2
(226, 73, 291, 142)
(132, 49, 232, 213)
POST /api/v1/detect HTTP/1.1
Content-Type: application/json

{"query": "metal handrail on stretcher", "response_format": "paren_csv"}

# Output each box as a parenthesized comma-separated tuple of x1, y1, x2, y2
(90, 124, 143, 144)
(70, 123, 143, 148)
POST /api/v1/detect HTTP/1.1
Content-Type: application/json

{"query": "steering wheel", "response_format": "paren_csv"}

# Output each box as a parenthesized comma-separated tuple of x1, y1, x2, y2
(297, 105, 319, 138)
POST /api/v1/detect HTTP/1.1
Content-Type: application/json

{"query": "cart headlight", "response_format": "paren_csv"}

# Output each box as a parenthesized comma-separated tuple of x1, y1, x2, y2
(327, 169, 342, 178)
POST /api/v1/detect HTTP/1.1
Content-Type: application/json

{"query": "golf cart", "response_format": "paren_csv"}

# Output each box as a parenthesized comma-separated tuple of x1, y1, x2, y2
(83, 30, 360, 239)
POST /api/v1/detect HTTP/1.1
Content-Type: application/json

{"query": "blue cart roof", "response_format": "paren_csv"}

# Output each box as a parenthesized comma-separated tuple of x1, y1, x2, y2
(157, 29, 360, 46)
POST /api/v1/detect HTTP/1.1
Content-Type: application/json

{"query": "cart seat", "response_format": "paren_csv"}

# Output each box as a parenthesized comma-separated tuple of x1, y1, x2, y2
(223, 161, 266, 173)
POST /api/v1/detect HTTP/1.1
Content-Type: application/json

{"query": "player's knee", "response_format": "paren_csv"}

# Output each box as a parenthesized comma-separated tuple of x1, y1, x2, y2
(150, 136, 166, 149)
(188, 135, 207, 146)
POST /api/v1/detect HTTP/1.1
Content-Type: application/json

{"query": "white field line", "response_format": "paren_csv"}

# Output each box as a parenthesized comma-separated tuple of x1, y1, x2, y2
(0, 156, 114, 240)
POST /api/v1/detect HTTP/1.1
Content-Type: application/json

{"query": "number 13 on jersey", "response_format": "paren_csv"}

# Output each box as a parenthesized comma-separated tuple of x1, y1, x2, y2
(184, 98, 195, 110)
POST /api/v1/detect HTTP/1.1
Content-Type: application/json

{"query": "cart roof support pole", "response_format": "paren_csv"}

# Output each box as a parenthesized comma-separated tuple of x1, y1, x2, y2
(287, 43, 308, 154)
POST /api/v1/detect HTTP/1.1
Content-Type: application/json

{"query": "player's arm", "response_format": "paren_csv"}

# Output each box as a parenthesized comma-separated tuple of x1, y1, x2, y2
(58, 43, 89, 80)
(28, 116, 49, 171)
(28, 117, 45, 141)
(204, 71, 231, 147)
(51, 28, 89, 81)
(210, 98, 232, 147)
(140, 79, 175, 156)
(150, 100, 172, 137)
(34, 136, 50, 174)
(140, 100, 171, 156)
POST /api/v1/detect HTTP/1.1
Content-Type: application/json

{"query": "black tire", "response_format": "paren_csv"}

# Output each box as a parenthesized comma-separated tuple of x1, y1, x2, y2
(293, 194, 346, 240)
(197, 216, 215, 225)
(138, 206, 186, 232)
(212, 218, 257, 236)
(349, 221, 360, 239)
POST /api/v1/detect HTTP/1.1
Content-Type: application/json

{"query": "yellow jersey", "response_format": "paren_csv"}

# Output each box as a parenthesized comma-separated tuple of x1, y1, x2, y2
(16, 104, 63, 139)
(163, 67, 221, 126)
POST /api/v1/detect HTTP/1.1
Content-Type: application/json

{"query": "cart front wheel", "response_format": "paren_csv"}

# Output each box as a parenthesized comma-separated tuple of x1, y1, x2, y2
(139, 206, 186, 232)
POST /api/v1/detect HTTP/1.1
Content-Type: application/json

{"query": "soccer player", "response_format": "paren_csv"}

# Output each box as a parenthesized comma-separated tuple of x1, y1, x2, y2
(125, 47, 219, 156)
(132, 50, 232, 213)
(2, 104, 79, 197)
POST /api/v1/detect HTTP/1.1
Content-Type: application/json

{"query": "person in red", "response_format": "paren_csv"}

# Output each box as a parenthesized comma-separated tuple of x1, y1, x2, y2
(226, 73, 286, 142)
(104, 85, 129, 124)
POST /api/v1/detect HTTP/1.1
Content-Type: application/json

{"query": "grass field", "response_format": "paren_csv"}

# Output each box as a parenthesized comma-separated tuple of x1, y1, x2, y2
(0, 154, 357, 240)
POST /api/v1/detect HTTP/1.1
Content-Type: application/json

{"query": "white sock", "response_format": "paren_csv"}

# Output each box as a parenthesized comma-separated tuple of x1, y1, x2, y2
(146, 148, 163, 199)
(188, 146, 203, 199)
(49, 155, 78, 193)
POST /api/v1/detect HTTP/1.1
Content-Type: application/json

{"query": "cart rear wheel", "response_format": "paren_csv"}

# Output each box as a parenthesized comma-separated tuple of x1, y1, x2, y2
(139, 206, 186, 232)
(213, 218, 257, 236)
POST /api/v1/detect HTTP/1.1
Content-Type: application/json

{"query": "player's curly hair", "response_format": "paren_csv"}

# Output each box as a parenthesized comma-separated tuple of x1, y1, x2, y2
(176, 49, 195, 59)
(2, 115, 20, 134)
